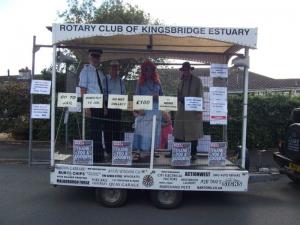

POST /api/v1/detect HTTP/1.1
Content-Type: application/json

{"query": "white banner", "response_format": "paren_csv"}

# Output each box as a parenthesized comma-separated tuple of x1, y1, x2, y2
(31, 104, 50, 119)
(83, 94, 103, 108)
(30, 80, 51, 95)
(73, 140, 93, 165)
(57, 93, 77, 108)
(185, 97, 203, 111)
(108, 94, 128, 110)
(159, 96, 178, 111)
(133, 95, 153, 110)
(52, 24, 257, 48)
(51, 164, 249, 192)
(210, 64, 228, 78)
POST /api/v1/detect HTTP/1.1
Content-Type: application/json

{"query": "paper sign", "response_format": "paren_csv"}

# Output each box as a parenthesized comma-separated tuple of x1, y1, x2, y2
(184, 97, 203, 111)
(108, 94, 128, 110)
(57, 93, 77, 107)
(210, 64, 228, 78)
(210, 87, 227, 125)
(30, 80, 51, 95)
(208, 142, 227, 166)
(159, 96, 178, 111)
(210, 87, 227, 102)
(172, 142, 191, 166)
(133, 95, 153, 110)
(83, 94, 103, 108)
(112, 141, 132, 166)
(73, 140, 93, 165)
(31, 104, 50, 119)
(68, 102, 82, 113)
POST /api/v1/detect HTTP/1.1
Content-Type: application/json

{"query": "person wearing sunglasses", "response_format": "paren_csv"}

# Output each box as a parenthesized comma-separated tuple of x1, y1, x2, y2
(133, 60, 163, 159)
(78, 49, 106, 163)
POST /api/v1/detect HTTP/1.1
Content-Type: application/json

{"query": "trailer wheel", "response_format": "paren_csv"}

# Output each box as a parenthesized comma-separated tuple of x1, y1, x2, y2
(287, 174, 300, 184)
(95, 188, 127, 207)
(150, 190, 183, 209)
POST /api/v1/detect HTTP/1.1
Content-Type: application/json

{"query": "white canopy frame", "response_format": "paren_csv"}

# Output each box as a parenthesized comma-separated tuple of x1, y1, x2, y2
(46, 23, 257, 169)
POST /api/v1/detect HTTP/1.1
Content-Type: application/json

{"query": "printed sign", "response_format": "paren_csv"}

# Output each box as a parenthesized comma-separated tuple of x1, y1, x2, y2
(172, 142, 191, 166)
(133, 95, 153, 110)
(159, 96, 178, 111)
(210, 87, 227, 125)
(31, 104, 50, 119)
(83, 94, 103, 108)
(197, 135, 211, 153)
(68, 102, 82, 113)
(30, 80, 51, 95)
(51, 164, 249, 192)
(185, 97, 203, 111)
(210, 64, 228, 78)
(108, 94, 128, 110)
(112, 141, 132, 166)
(57, 93, 77, 107)
(208, 142, 227, 166)
(73, 140, 93, 165)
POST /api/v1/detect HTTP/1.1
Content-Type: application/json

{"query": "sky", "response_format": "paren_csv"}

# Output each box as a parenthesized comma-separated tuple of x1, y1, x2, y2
(0, 0, 299, 79)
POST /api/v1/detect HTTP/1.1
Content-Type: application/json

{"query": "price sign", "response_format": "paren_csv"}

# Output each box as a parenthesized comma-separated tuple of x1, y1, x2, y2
(133, 95, 153, 110)
(57, 93, 77, 107)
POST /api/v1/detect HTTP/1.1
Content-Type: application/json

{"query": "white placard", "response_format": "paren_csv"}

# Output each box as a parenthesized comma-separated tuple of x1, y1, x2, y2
(210, 87, 227, 125)
(208, 142, 227, 166)
(83, 94, 103, 108)
(108, 94, 128, 110)
(210, 87, 227, 102)
(73, 140, 93, 165)
(68, 102, 82, 113)
(31, 104, 50, 119)
(57, 93, 77, 107)
(133, 95, 153, 110)
(210, 64, 228, 78)
(159, 96, 178, 111)
(185, 97, 203, 111)
(30, 80, 51, 95)
(172, 142, 191, 166)
(112, 141, 132, 166)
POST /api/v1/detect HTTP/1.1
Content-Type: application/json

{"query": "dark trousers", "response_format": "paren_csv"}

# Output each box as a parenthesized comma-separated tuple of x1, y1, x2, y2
(174, 138, 198, 156)
(103, 109, 123, 155)
(90, 108, 104, 162)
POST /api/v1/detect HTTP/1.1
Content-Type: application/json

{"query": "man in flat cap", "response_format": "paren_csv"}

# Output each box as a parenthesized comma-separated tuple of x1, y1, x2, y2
(79, 49, 107, 163)
(173, 61, 204, 160)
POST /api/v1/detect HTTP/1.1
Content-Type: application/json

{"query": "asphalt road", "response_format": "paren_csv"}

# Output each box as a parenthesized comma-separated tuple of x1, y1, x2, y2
(1, 164, 299, 225)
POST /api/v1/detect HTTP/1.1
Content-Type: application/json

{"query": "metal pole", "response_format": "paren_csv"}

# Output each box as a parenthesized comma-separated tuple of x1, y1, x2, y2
(28, 35, 36, 167)
(82, 108, 85, 139)
(50, 45, 57, 167)
(150, 115, 157, 170)
(241, 48, 250, 169)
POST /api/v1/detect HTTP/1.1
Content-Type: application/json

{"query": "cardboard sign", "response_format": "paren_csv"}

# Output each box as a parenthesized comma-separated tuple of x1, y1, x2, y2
(159, 96, 178, 111)
(30, 80, 51, 95)
(172, 142, 191, 166)
(83, 94, 103, 108)
(133, 95, 153, 110)
(112, 141, 132, 166)
(31, 104, 50, 119)
(57, 93, 77, 107)
(185, 97, 203, 111)
(108, 94, 128, 110)
(73, 140, 93, 165)
(210, 64, 228, 78)
(208, 142, 227, 166)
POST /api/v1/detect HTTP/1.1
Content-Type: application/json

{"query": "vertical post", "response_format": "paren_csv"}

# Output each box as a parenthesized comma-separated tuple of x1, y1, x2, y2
(28, 35, 36, 167)
(150, 115, 157, 170)
(82, 108, 85, 139)
(241, 48, 250, 169)
(50, 45, 57, 167)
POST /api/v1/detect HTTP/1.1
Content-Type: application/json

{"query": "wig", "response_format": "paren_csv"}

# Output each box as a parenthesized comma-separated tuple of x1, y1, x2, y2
(138, 60, 161, 85)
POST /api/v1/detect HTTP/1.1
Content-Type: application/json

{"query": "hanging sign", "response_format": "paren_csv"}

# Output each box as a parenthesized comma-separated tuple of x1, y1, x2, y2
(112, 141, 132, 166)
(108, 94, 128, 110)
(185, 97, 203, 111)
(210, 64, 228, 78)
(57, 93, 77, 107)
(83, 94, 103, 108)
(159, 96, 178, 111)
(30, 80, 51, 95)
(31, 104, 50, 119)
(208, 142, 227, 166)
(133, 95, 153, 110)
(73, 140, 93, 165)
(172, 142, 191, 166)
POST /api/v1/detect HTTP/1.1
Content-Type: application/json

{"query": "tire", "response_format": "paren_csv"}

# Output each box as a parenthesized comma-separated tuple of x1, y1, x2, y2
(150, 190, 183, 209)
(95, 188, 127, 207)
(287, 174, 300, 184)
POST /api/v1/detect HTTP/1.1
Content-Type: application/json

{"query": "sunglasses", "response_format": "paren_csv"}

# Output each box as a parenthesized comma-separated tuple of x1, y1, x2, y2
(90, 53, 101, 58)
